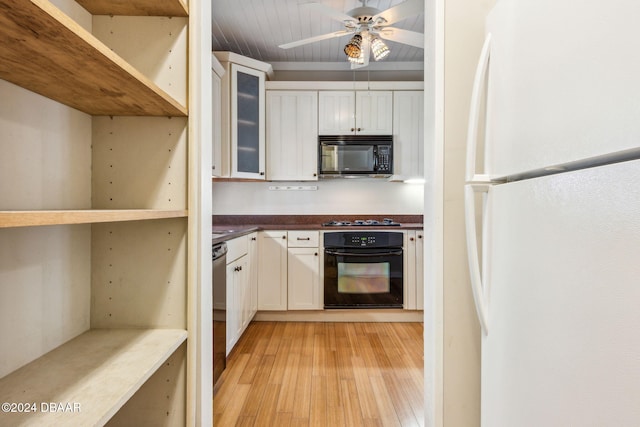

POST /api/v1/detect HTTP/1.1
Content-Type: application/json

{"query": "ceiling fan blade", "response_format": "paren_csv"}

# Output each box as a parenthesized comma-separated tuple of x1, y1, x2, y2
(304, 2, 358, 24)
(378, 27, 424, 48)
(279, 30, 352, 49)
(372, 0, 424, 26)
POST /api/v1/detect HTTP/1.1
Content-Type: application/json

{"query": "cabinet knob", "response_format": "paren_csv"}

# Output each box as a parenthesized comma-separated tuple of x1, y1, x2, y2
(260, 172, 265, 176)
(282, 235, 286, 239)
(418, 235, 423, 239)
(234, 266, 241, 272)
(251, 237, 256, 241)
(410, 237, 415, 241)
(350, 128, 355, 132)
(357, 127, 362, 132)
(313, 173, 317, 177)
(314, 252, 318, 256)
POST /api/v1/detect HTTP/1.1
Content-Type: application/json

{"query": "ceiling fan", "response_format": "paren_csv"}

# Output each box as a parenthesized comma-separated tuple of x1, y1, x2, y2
(279, 0, 424, 69)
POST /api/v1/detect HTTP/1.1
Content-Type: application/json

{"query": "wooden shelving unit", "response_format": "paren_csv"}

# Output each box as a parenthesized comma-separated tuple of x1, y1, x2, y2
(0, 0, 187, 116)
(0, 210, 188, 228)
(0, 329, 187, 426)
(76, 0, 188, 17)
(0, 0, 198, 424)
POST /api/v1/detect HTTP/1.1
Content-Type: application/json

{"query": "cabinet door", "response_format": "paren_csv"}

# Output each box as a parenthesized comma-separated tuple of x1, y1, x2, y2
(257, 231, 288, 310)
(404, 230, 425, 310)
(226, 260, 239, 354)
(318, 91, 355, 135)
(404, 230, 417, 310)
(212, 69, 223, 177)
(287, 247, 321, 310)
(231, 63, 265, 179)
(356, 91, 393, 135)
(415, 231, 424, 310)
(237, 256, 251, 332)
(393, 91, 424, 180)
(227, 255, 249, 354)
(267, 91, 319, 181)
(248, 233, 258, 318)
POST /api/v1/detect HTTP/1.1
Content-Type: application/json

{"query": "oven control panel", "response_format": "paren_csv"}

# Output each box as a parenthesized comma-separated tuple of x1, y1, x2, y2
(324, 231, 404, 248)
(350, 236, 378, 246)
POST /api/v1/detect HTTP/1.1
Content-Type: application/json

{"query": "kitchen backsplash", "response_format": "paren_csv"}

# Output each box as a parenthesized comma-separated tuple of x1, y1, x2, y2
(212, 180, 424, 215)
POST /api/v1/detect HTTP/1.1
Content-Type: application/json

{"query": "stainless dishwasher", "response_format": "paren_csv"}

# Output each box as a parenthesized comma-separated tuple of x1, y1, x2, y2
(212, 242, 227, 387)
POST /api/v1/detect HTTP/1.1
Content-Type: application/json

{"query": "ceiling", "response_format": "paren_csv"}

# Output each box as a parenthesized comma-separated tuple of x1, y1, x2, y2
(211, 0, 425, 70)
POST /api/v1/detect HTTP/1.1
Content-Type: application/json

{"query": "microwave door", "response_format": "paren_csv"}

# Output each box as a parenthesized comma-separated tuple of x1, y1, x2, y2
(320, 145, 339, 173)
(321, 144, 374, 174)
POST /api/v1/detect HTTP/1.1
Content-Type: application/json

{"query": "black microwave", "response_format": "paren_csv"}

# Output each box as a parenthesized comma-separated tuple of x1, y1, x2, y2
(318, 135, 393, 178)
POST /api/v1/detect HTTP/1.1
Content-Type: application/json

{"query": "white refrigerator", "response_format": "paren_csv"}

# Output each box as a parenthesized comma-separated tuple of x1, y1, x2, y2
(464, 0, 640, 425)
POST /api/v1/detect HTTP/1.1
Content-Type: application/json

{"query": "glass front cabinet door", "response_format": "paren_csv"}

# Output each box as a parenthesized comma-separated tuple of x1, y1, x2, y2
(231, 64, 266, 179)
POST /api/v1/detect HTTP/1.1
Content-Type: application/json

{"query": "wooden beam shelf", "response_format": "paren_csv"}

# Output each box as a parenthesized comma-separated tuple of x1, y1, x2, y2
(0, 0, 187, 116)
(0, 209, 188, 228)
(0, 329, 187, 426)
(76, 0, 188, 17)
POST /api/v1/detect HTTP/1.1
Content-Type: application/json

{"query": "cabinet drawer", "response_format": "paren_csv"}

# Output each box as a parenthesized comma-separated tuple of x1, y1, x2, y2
(226, 235, 248, 263)
(287, 231, 319, 247)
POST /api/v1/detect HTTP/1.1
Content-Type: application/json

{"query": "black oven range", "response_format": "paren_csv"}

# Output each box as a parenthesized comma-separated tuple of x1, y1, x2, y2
(323, 231, 403, 309)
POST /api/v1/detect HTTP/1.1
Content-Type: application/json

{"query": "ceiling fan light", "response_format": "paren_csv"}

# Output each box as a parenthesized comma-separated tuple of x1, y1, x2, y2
(343, 34, 363, 58)
(371, 37, 390, 61)
(347, 52, 365, 65)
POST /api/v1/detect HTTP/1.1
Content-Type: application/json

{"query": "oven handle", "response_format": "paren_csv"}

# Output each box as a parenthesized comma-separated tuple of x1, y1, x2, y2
(324, 249, 403, 257)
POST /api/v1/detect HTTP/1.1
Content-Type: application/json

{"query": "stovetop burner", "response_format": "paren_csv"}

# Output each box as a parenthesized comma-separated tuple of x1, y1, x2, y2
(322, 218, 401, 227)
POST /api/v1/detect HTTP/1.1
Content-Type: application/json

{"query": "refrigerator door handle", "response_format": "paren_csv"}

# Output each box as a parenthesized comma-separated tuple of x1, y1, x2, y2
(465, 33, 492, 184)
(464, 183, 490, 335)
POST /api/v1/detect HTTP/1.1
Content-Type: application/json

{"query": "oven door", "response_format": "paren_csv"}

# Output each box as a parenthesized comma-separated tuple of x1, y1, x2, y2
(324, 247, 403, 308)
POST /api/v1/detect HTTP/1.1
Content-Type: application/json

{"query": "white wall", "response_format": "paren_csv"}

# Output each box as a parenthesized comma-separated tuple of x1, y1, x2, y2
(0, 0, 94, 378)
(0, 80, 92, 377)
(212, 180, 424, 215)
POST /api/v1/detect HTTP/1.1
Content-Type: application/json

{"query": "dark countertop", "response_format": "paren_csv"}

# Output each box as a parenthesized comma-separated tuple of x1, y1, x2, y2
(212, 215, 423, 244)
(212, 226, 259, 245)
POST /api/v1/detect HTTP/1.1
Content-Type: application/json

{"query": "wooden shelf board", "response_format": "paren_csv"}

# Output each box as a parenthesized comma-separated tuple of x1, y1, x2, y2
(0, 0, 187, 116)
(0, 328, 187, 426)
(76, 0, 188, 17)
(0, 209, 188, 228)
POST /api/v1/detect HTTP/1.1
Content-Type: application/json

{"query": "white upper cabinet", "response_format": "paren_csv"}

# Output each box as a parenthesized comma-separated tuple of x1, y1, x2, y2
(215, 52, 272, 180)
(318, 91, 393, 135)
(231, 64, 266, 179)
(392, 91, 425, 181)
(356, 91, 394, 135)
(211, 55, 224, 177)
(318, 91, 355, 135)
(266, 91, 319, 181)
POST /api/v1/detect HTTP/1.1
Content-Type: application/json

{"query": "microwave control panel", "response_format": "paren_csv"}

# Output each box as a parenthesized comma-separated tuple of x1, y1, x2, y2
(377, 146, 392, 172)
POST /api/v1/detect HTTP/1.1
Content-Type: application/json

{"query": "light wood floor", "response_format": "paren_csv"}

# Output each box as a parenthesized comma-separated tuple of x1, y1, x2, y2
(213, 321, 424, 427)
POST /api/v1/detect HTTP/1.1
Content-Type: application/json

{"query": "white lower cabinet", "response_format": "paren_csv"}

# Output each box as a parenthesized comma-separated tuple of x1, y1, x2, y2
(257, 231, 288, 311)
(226, 256, 248, 353)
(225, 234, 257, 354)
(405, 230, 425, 310)
(287, 231, 321, 310)
(257, 230, 322, 311)
(254, 230, 422, 313)
(248, 232, 259, 316)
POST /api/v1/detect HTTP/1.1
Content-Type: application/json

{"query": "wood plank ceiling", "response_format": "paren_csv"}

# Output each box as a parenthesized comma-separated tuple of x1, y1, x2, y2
(211, 0, 424, 66)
